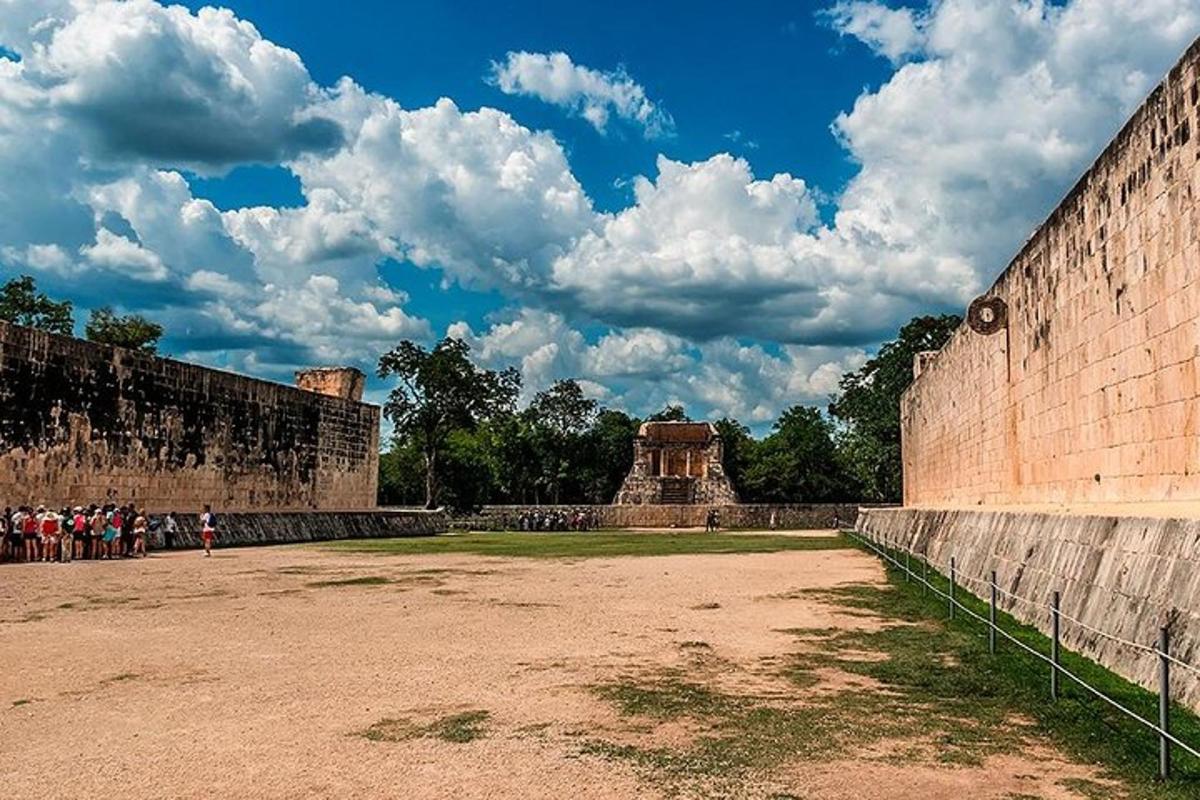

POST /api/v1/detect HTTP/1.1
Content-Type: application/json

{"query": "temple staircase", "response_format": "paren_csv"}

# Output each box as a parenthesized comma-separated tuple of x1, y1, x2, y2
(660, 477, 694, 505)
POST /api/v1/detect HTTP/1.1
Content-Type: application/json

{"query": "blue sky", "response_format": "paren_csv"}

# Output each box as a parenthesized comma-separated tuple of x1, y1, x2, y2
(2, 0, 1198, 430)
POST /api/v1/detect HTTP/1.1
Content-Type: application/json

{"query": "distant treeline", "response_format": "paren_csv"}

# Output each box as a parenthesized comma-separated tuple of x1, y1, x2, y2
(378, 315, 961, 510)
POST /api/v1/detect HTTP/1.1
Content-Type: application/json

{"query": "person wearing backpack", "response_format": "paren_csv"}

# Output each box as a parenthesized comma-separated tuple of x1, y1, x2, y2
(200, 505, 217, 557)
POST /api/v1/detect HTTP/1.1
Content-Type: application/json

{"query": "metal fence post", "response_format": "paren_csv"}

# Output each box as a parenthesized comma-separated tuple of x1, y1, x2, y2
(905, 550, 911, 582)
(1051, 591, 1061, 700)
(1160, 626, 1171, 781)
(949, 557, 956, 620)
(922, 555, 928, 596)
(989, 570, 997, 655)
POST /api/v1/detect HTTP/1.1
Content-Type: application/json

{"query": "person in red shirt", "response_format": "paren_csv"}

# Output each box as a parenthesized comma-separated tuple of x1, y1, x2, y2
(22, 507, 40, 562)
(39, 507, 60, 563)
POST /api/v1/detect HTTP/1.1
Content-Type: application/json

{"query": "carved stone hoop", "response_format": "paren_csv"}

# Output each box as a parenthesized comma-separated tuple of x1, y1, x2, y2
(967, 296, 1008, 335)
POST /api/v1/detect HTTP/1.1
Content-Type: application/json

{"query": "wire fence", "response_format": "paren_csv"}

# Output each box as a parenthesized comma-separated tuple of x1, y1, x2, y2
(845, 526, 1200, 779)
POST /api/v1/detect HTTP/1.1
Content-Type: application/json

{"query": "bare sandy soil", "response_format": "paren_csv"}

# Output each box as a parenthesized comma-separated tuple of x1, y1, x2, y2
(0, 540, 1107, 799)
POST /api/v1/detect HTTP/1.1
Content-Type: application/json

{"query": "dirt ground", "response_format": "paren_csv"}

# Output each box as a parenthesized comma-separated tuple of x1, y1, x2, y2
(0, 538, 1107, 799)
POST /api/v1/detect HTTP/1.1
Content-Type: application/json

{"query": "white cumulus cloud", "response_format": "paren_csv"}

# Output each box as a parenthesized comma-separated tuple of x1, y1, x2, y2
(824, 1, 925, 63)
(8, 0, 341, 172)
(489, 50, 674, 137)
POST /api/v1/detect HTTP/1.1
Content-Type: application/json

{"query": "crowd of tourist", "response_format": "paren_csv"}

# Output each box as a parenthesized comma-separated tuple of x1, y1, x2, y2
(516, 508, 599, 531)
(0, 503, 219, 563)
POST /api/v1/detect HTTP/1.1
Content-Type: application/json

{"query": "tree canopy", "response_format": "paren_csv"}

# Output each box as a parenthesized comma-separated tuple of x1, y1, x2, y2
(378, 338, 520, 508)
(0, 275, 74, 335)
(742, 406, 858, 503)
(828, 314, 961, 501)
(85, 306, 164, 353)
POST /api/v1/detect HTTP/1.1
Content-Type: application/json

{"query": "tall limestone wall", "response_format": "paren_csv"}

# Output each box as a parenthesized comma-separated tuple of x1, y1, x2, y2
(903, 38, 1200, 507)
(857, 507, 1200, 711)
(0, 321, 379, 511)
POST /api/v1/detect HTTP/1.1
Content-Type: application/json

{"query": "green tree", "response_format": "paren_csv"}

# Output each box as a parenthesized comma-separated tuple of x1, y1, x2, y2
(85, 306, 164, 353)
(712, 417, 755, 495)
(526, 379, 599, 504)
(377, 441, 426, 506)
(647, 404, 689, 422)
(378, 338, 520, 509)
(437, 427, 498, 512)
(829, 314, 961, 501)
(529, 379, 598, 437)
(579, 408, 641, 503)
(742, 406, 854, 503)
(0, 275, 73, 335)
(484, 413, 540, 503)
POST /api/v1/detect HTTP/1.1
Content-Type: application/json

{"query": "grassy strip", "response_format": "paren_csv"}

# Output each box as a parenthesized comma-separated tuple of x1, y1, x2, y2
(585, 673, 916, 799)
(316, 531, 850, 559)
(358, 710, 490, 744)
(851, 536, 1200, 799)
(304, 575, 391, 588)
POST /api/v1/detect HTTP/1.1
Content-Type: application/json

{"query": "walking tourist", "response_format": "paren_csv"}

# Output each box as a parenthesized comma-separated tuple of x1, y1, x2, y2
(200, 504, 217, 557)
(132, 511, 148, 557)
(161, 511, 178, 549)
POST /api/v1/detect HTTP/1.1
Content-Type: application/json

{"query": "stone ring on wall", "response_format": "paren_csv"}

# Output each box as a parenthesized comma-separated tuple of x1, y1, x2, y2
(967, 296, 1008, 335)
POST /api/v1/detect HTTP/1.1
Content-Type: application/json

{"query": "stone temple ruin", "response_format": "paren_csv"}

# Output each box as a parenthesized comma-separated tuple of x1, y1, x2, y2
(615, 421, 738, 505)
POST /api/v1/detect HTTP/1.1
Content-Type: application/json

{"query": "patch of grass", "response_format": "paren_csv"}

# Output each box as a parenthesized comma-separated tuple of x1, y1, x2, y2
(584, 677, 913, 799)
(679, 641, 712, 650)
(317, 532, 850, 560)
(595, 678, 734, 720)
(432, 710, 491, 742)
(690, 602, 721, 610)
(305, 575, 391, 588)
(839, 539, 1200, 799)
(358, 718, 412, 742)
(277, 565, 325, 575)
(102, 672, 139, 684)
(358, 710, 490, 744)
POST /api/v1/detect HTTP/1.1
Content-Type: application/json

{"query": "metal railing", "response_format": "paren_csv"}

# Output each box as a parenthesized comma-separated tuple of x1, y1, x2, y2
(845, 527, 1200, 780)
